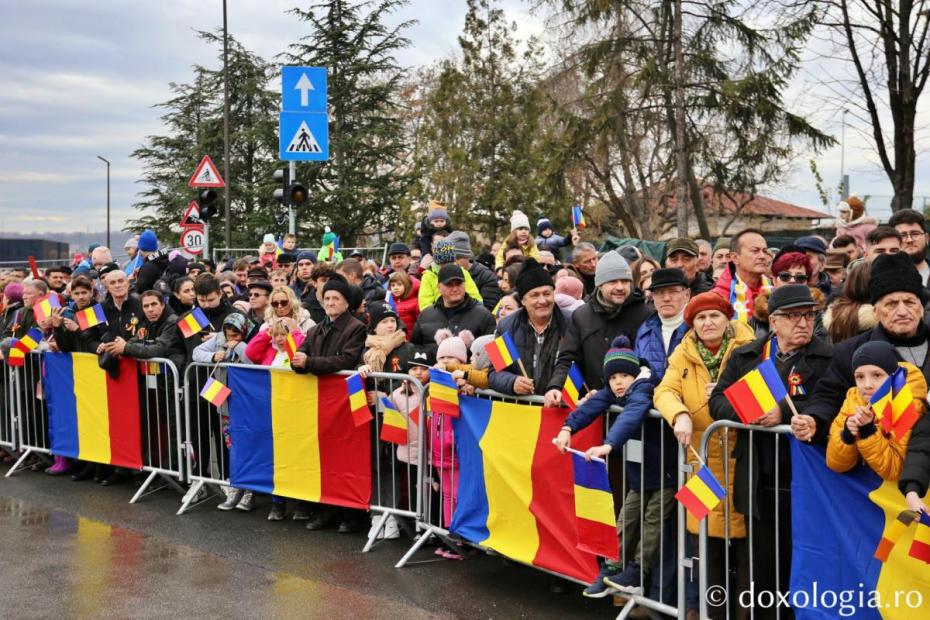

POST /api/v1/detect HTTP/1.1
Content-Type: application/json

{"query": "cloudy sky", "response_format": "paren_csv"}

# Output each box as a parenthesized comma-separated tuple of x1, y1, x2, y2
(0, 1, 927, 237)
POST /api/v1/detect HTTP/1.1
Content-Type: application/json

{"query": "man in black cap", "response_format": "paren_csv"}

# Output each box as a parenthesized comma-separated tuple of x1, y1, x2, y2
(488, 259, 568, 396)
(663, 238, 714, 294)
(797, 251, 930, 444)
(247, 280, 273, 327)
(448, 231, 501, 312)
(411, 264, 496, 351)
(634, 268, 691, 382)
(710, 284, 832, 616)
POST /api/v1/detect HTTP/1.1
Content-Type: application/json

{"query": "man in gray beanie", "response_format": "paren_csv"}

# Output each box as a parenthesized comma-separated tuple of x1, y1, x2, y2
(449, 230, 501, 312)
(544, 250, 654, 406)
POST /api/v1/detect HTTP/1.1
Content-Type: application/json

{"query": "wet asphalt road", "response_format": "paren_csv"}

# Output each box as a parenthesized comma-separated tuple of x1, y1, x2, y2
(0, 465, 616, 619)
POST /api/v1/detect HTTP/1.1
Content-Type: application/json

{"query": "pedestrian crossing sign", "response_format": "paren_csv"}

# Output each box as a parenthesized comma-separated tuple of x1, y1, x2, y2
(279, 112, 329, 161)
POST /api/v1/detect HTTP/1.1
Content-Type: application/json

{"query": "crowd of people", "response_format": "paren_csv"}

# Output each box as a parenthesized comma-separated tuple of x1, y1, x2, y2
(1, 198, 929, 617)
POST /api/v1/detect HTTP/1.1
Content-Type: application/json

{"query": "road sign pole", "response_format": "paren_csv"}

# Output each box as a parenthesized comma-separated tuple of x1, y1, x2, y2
(203, 222, 210, 260)
(288, 161, 297, 236)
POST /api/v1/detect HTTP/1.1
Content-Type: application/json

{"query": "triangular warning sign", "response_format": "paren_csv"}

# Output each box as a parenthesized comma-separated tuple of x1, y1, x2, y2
(180, 201, 203, 227)
(285, 122, 323, 154)
(188, 155, 225, 188)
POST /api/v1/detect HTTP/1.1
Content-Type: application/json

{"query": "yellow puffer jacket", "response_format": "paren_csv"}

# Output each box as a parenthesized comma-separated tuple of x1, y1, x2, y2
(655, 321, 755, 537)
(494, 240, 541, 269)
(826, 362, 926, 481)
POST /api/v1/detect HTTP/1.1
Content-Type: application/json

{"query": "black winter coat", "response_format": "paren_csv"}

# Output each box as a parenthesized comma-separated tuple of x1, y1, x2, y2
(294, 311, 367, 375)
(102, 294, 145, 341)
(900, 412, 930, 498)
(134, 250, 171, 294)
(709, 335, 833, 519)
(468, 261, 502, 312)
(411, 297, 497, 353)
(182, 298, 242, 360)
(546, 289, 654, 392)
(123, 306, 186, 370)
(488, 307, 570, 396)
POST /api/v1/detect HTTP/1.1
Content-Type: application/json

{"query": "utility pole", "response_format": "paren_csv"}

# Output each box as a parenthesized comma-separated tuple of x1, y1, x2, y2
(840, 109, 849, 200)
(96, 156, 111, 247)
(222, 0, 232, 251)
(674, 0, 689, 237)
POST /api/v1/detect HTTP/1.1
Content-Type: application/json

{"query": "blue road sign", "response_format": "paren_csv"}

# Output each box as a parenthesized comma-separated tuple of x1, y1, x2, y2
(281, 66, 327, 113)
(279, 112, 329, 161)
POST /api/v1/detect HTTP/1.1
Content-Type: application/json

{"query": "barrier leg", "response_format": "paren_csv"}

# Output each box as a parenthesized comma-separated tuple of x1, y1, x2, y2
(615, 597, 637, 619)
(5, 448, 35, 477)
(176, 479, 205, 515)
(129, 471, 185, 504)
(362, 511, 391, 553)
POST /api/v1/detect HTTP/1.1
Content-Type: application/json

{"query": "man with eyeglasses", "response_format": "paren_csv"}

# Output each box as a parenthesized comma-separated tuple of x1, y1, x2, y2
(888, 208, 930, 287)
(710, 284, 832, 615)
(796, 251, 930, 445)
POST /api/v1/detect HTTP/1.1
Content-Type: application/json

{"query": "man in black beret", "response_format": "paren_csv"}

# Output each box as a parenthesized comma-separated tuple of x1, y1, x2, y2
(246, 280, 273, 327)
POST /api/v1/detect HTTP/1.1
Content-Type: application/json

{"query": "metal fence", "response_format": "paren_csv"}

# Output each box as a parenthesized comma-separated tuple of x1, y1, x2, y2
(1, 361, 17, 453)
(212, 246, 389, 265)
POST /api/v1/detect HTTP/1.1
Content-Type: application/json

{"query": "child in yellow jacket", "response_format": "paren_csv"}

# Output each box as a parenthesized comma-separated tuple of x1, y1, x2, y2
(827, 341, 926, 481)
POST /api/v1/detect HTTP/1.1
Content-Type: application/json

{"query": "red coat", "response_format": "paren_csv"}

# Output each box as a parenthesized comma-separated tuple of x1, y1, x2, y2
(244, 329, 305, 366)
(395, 278, 421, 341)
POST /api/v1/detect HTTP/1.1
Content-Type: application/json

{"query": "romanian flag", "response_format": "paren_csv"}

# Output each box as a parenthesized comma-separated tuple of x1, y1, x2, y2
(14, 327, 43, 353)
(177, 307, 210, 338)
(379, 396, 408, 445)
(227, 367, 371, 509)
(790, 440, 930, 617)
(870, 371, 895, 423)
(139, 360, 161, 376)
(429, 368, 460, 418)
(45, 353, 142, 469)
(345, 372, 373, 427)
(409, 405, 420, 427)
(33, 293, 61, 323)
(875, 510, 918, 562)
(910, 512, 930, 563)
(484, 332, 520, 372)
(200, 377, 232, 407)
(450, 396, 603, 583)
(284, 332, 298, 362)
(385, 290, 398, 313)
(722, 358, 787, 424)
(7, 343, 25, 367)
(675, 465, 726, 521)
(562, 362, 584, 411)
(570, 452, 618, 561)
(886, 368, 921, 441)
(76, 304, 107, 330)
(571, 205, 586, 230)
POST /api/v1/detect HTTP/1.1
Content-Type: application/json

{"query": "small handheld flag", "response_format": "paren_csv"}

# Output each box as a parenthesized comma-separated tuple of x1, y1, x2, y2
(200, 377, 232, 407)
(675, 465, 727, 521)
(7, 343, 25, 367)
(379, 397, 408, 445)
(571, 205, 586, 230)
(33, 294, 61, 323)
(14, 327, 43, 354)
(385, 290, 399, 313)
(409, 405, 420, 427)
(562, 362, 584, 411)
(178, 308, 210, 339)
(887, 368, 921, 440)
(76, 304, 107, 331)
(345, 373, 373, 427)
(722, 358, 787, 424)
(284, 332, 298, 362)
(874, 510, 918, 562)
(909, 511, 930, 564)
(570, 452, 619, 560)
(429, 368, 460, 418)
(484, 332, 520, 373)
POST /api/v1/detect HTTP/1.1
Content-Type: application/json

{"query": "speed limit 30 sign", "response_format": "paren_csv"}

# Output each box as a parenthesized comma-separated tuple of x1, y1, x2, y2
(180, 227, 205, 256)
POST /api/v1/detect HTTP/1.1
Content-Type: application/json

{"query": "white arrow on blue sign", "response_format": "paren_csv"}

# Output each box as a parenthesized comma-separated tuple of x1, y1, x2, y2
(281, 66, 327, 113)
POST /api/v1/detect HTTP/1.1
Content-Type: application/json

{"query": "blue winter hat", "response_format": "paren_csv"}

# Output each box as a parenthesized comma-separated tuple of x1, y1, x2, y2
(138, 230, 158, 252)
(537, 218, 553, 235)
(603, 336, 641, 381)
(296, 250, 317, 264)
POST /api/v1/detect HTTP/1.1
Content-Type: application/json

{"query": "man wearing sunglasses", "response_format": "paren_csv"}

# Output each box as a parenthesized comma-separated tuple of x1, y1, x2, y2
(247, 280, 273, 328)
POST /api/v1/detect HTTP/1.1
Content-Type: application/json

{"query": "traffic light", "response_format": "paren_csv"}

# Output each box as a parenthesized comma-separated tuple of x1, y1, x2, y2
(273, 168, 308, 207)
(197, 188, 218, 221)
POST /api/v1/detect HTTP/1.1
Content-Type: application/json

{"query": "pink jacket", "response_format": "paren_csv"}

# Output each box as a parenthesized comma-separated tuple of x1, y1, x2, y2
(244, 329, 305, 366)
(390, 384, 421, 464)
(430, 400, 457, 472)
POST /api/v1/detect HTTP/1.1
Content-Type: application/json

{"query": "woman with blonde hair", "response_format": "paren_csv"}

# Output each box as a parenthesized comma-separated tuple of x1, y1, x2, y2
(263, 286, 315, 333)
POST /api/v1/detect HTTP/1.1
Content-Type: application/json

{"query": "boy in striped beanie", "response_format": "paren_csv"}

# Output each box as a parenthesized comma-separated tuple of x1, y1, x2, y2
(554, 336, 676, 598)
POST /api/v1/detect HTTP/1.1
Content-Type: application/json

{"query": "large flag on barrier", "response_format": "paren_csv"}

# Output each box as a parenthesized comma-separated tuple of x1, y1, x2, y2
(790, 440, 930, 619)
(449, 396, 603, 583)
(226, 367, 371, 510)
(45, 353, 142, 469)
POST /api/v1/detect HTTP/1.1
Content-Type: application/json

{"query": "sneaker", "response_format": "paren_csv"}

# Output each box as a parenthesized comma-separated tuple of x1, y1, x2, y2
(291, 506, 312, 521)
(603, 562, 643, 594)
(268, 503, 286, 521)
(583, 564, 620, 598)
(235, 491, 254, 512)
(382, 515, 400, 539)
(182, 484, 207, 505)
(217, 489, 243, 511)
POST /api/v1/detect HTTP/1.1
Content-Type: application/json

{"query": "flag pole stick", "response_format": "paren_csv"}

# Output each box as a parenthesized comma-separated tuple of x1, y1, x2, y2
(550, 438, 606, 464)
(688, 444, 707, 468)
(517, 358, 530, 379)
(784, 394, 800, 417)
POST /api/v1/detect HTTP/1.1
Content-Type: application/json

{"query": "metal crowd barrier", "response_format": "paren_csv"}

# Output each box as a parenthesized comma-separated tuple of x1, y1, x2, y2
(396, 387, 687, 620)
(1, 361, 18, 453)
(212, 246, 390, 265)
(179, 362, 428, 559)
(3, 352, 186, 505)
(697, 420, 793, 620)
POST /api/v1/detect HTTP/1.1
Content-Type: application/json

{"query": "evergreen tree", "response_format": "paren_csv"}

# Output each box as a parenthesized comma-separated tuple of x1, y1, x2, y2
(284, 0, 413, 246)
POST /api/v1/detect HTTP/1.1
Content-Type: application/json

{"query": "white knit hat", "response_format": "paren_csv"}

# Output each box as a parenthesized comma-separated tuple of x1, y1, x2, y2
(510, 210, 530, 232)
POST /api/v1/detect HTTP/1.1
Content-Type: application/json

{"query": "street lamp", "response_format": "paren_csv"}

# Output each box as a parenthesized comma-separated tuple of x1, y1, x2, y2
(840, 109, 849, 200)
(96, 155, 111, 248)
